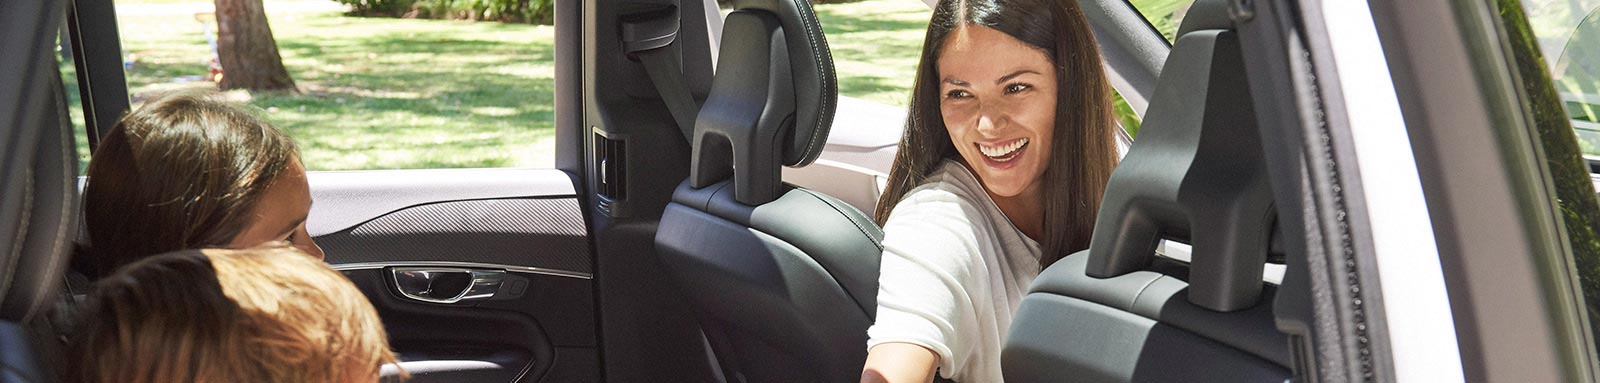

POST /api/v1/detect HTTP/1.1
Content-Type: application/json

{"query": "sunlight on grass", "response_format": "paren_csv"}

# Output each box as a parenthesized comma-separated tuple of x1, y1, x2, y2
(816, 0, 931, 107)
(110, 2, 556, 170)
(91, 0, 933, 171)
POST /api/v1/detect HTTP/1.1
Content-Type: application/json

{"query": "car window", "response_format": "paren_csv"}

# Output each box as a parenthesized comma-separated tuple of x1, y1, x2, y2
(1524, 0, 1600, 158)
(1512, 0, 1600, 357)
(69, 0, 557, 171)
(57, 40, 91, 174)
(1129, 0, 1196, 43)
(1121, 0, 1201, 135)
(800, 0, 1144, 139)
(808, 0, 931, 108)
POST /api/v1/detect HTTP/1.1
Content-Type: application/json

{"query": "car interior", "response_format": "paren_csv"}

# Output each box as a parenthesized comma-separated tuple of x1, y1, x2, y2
(1004, 0, 1291, 380)
(0, 0, 1314, 381)
(651, 0, 884, 382)
(1, 0, 79, 381)
(6, 0, 1600, 381)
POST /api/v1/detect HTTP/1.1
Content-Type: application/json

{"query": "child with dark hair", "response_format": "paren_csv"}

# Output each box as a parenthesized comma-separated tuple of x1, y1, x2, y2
(78, 91, 323, 279)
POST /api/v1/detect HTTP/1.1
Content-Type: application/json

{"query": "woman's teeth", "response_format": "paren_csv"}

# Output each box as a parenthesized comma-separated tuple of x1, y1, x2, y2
(978, 138, 1029, 162)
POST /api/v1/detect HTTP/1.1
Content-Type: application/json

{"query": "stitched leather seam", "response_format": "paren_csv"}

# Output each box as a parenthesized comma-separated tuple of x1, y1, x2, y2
(790, 0, 834, 163)
(2, 171, 35, 302)
(1128, 275, 1163, 313)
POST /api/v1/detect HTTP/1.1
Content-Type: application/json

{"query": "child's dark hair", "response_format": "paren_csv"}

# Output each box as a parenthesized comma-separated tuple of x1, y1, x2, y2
(78, 91, 299, 278)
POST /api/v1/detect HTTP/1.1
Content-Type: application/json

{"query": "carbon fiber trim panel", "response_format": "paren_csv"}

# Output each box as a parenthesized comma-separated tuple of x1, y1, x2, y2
(318, 198, 591, 274)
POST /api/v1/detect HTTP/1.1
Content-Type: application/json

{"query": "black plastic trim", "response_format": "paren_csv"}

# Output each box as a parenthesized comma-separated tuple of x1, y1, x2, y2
(63, 0, 130, 151)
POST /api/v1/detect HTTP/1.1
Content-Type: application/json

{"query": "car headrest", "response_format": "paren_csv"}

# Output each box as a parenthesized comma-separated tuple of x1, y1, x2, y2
(1084, 0, 1275, 313)
(688, 0, 837, 205)
(0, 0, 77, 322)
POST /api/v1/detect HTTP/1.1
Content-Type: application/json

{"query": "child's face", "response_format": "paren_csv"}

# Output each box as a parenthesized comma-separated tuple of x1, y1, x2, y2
(229, 161, 324, 259)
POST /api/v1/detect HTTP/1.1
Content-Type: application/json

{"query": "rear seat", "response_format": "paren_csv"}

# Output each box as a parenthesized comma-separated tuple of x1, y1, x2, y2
(2, 0, 86, 380)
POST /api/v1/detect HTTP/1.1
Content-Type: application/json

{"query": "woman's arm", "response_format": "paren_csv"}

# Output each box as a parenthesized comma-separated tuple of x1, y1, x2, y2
(860, 342, 939, 383)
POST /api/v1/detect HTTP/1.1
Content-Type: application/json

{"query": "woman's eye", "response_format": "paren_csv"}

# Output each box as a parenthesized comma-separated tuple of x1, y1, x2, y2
(1005, 83, 1032, 94)
(945, 89, 972, 99)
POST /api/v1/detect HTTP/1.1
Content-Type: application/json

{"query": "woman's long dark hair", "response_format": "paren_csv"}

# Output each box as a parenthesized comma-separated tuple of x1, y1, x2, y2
(873, 0, 1118, 270)
(78, 92, 300, 279)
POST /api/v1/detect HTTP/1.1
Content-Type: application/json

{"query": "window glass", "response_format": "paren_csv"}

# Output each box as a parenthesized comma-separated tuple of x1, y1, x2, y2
(1511, 0, 1600, 355)
(1129, 0, 1195, 43)
(808, 0, 1143, 135)
(1523, 0, 1600, 157)
(57, 37, 91, 174)
(811, 0, 930, 107)
(94, 0, 557, 170)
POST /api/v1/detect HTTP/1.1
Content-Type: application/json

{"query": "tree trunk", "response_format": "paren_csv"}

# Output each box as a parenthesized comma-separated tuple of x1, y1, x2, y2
(214, 0, 296, 92)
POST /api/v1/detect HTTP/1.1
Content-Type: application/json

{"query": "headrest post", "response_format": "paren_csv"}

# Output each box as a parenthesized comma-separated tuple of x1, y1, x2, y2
(685, 0, 834, 206)
(1086, 10, 1273, 312)
(685, 9, 798, 205)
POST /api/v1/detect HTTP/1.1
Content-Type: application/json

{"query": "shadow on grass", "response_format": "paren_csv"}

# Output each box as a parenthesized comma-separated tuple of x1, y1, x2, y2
(814, 4, 930, 34)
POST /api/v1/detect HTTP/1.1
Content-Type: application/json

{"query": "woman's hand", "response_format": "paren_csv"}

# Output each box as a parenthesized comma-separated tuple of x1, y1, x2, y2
(860, 342, 939, 383)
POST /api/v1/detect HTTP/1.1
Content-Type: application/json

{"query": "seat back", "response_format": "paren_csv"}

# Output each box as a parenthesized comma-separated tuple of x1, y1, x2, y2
(653, 1, 884, 381)
(1, 0, 78, 325)
(0, 321, 50, 383)
(1, 0, 79, 381)
(1002, 0, 1290, 381)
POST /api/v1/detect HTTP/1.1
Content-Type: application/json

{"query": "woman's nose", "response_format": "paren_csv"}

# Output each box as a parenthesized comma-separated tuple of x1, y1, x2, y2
(975, 104, 1001, 134)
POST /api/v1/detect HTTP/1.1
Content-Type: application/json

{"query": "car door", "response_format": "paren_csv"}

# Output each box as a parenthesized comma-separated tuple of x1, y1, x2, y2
(57, 0, 600, 381)
(308, 168, 596, 382)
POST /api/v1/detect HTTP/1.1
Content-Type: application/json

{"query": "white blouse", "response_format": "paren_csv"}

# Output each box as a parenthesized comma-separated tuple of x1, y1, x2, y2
(866, 160, 1042, 383)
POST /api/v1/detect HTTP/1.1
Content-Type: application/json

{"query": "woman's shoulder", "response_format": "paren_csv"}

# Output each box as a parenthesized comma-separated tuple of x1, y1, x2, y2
(886, 160, 991, 223)
(898, 160, 987, 206)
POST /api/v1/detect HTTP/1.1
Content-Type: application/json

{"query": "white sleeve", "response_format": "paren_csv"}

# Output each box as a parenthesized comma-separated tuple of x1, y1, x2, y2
(866, 194, 986, 378)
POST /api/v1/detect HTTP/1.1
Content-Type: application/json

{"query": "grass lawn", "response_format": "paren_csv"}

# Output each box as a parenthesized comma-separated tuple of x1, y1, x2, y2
(90, 0, 556, 170)
(71, 0, 933, 171)
(815, 0, 931, 106)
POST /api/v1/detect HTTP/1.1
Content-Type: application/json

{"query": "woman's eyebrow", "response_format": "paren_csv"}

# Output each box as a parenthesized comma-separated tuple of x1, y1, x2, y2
(943, 78, 970, 86)
(996, 69, 1041, 84)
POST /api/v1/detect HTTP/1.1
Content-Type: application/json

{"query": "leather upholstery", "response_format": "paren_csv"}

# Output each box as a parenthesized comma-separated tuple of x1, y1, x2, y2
(0, 0, 77, 324)
(688, 0, 837, 205)
(657, 180, 881, 382)
(725, 0, 835, 168)
(1084, 0, 1273, 313)
(655, 0, 882, 380)
(0, 321, 49, 383)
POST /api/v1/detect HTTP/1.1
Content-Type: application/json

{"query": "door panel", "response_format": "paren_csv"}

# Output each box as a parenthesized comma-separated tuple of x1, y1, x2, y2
(309, 168, 597, 383)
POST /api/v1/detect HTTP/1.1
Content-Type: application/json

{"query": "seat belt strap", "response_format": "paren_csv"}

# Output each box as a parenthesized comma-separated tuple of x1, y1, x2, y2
(623, 8, 699, 142)
(635, 47, 699, 142)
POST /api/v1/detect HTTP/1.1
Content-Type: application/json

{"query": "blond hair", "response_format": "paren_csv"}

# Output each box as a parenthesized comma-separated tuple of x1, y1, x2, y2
(67, 246, 403, 383)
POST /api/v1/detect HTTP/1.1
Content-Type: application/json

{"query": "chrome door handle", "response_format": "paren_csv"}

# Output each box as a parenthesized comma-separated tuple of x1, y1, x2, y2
(391, 267, 506, 304)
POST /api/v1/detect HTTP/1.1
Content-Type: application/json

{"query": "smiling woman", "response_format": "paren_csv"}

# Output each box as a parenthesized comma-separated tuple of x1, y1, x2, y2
(862, 0, 1118, 380)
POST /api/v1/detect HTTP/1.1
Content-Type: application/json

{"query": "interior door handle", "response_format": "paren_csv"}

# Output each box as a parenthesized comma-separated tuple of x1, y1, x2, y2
(391, 267, 506, 304)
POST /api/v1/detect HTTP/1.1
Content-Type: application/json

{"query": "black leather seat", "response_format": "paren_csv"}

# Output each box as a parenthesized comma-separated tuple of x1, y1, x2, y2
(652, 0, 884, 381)
(1001, 0, 1291, 381)
(1, 0, 81, 381)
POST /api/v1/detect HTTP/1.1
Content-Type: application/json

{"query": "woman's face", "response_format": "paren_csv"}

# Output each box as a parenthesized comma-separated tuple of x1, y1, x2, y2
(229, 161, 325, 260)
(937, 25, 1058, 199)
